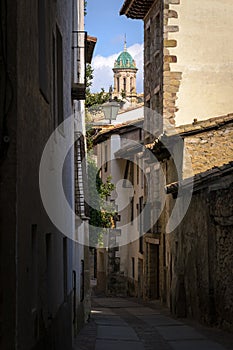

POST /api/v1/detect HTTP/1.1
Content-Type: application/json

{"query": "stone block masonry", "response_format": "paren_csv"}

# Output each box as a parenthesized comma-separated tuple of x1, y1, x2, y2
(183, 117, 233, 175)
(167, 170, 233, 331)
(163, 1, 181, 127)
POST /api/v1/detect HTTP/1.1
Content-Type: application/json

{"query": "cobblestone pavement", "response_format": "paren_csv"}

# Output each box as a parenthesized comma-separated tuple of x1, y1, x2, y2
(73, 297, 233, 350)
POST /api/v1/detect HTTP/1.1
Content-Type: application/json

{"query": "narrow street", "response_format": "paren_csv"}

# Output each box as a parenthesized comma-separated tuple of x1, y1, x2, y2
(74, 297, 233, 350)
(2, 0, 233, 348)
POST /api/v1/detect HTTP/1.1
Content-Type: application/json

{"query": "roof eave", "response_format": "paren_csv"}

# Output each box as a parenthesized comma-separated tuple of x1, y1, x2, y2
(86, 35, 97, 64)
(166, 162, 233, 196)
(120, 0, 155, 19)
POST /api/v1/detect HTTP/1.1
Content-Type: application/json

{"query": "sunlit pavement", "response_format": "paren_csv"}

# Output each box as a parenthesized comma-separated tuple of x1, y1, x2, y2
(73, 297, 233, 350)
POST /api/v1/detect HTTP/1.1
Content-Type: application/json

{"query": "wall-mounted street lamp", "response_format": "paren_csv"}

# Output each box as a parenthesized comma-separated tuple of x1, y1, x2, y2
(101, 86, 120, 124)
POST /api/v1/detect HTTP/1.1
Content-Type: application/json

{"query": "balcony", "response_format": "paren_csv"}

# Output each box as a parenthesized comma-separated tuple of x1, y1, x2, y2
(72, 32, 97, 100)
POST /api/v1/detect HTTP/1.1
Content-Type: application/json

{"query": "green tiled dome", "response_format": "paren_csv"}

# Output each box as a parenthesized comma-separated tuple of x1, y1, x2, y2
(114, 50, 137, 69)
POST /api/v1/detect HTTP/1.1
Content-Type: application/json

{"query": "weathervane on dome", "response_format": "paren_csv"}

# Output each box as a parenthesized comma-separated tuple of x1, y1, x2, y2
(124, 34, 127, 52)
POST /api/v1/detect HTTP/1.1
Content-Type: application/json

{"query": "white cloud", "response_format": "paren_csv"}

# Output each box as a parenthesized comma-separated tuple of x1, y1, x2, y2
(90, 43, 144, 93)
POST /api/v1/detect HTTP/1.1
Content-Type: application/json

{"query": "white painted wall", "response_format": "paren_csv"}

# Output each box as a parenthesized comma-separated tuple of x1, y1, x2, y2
(99, 106, 144, 125)
(169, 0, 233, 125)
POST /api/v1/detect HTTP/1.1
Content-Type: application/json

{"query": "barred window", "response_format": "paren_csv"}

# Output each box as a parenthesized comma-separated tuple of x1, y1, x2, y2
(74, 133, 89, 218)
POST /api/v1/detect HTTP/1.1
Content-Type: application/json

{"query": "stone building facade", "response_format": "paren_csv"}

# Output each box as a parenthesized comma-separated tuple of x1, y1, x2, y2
(146, 115, 233, 330)
(120, 0, 233, 130)
(93, 120, 146, 297)
(165, 164, 233, 331)
(93, 118, 163, 301)
(0, 0, 94, 349)
(119, 0, 233, 331)
(93, 106, 233, 332)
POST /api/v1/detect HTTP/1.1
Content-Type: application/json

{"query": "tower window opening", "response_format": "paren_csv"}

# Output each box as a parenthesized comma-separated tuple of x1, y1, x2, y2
(130, 77, 133, 93)
(117, 77, 120, 93)
(123, 77, 126, 92)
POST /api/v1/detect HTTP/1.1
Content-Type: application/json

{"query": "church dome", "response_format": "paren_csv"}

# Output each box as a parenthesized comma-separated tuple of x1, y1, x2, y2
(114, 50, 137, 69)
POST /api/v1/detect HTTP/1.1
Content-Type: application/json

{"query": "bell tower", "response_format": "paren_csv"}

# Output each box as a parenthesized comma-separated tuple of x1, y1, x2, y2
(112, 37, 138, 103)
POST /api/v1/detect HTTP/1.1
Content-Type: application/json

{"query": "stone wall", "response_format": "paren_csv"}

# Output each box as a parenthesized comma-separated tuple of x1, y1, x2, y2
(0, 1, 86, 348)
(183, 117, 233, 175)
(143, 0, 182, 136)
(209, 185, 233, 330)
(144, 0, 164, 141)
(167, 168, 233, 331)
(163, 0, 181, 127)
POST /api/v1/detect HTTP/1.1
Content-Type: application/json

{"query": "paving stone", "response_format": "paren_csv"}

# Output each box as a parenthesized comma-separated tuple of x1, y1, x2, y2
(125, 307, 159, 316)
(156, 325, 206, 341)
(168, 339, 226, 350)
(91, 307, 117, 315)
(97, 325, 139, 340)
(92, 297, 138, 308)
(139, 315, 183, 326)
(95, 339, 144, 350)
(94, 316, 128, 326)
(74, 297, 230, 350)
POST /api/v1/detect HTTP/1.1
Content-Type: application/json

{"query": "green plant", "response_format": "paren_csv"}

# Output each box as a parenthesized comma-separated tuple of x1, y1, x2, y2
(84, 1, 87, 16)
(121, 90, 126, 99)
(85, 64, 123, 121)
(87, 155, 116, 247)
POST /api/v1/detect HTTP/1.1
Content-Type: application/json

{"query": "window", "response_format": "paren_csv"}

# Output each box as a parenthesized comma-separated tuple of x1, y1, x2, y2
(38, 0, 49, 101)
(74, 133, 88, 217)
(117, 77, 120, 93)
(139, 128, 143, 141)
(155, 13, 160, 51)
(140, 159, 144, 189)
(145, 26, 151, 63)
(170, 253, 173, 284)
(175, 241, 178, 265)
(56, 25, 64, 128)
(63, 238, 68, 301)
(163, 234, 166, 267)
(104, 143, 108, 172)
(130, 197, 134, 224)
(123, 160, 134, 188)
(129, 161, 134, 186)
(130, 77, 133, 92)
(52, 34, 57, 129)
(132, 257, 135, 279)
(123, 77, 126, 92)
(139, 196, 143, 254)
(136, 158, 139, 185)
(45, 233, 52, 313)
(72, 271, 77, 324)
(31, 225, 38, 309)
(80, 260, 84, 302)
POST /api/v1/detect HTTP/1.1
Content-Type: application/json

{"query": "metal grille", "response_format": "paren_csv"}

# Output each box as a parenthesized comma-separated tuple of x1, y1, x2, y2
(74, 133, 89, 218)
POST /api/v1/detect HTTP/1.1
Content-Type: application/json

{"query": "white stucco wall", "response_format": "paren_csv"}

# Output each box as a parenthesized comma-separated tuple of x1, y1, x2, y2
(169, 0, 233, 125)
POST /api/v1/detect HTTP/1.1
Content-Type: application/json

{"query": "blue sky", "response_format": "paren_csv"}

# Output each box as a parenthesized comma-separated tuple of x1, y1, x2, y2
(85, 0, 144, 93)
